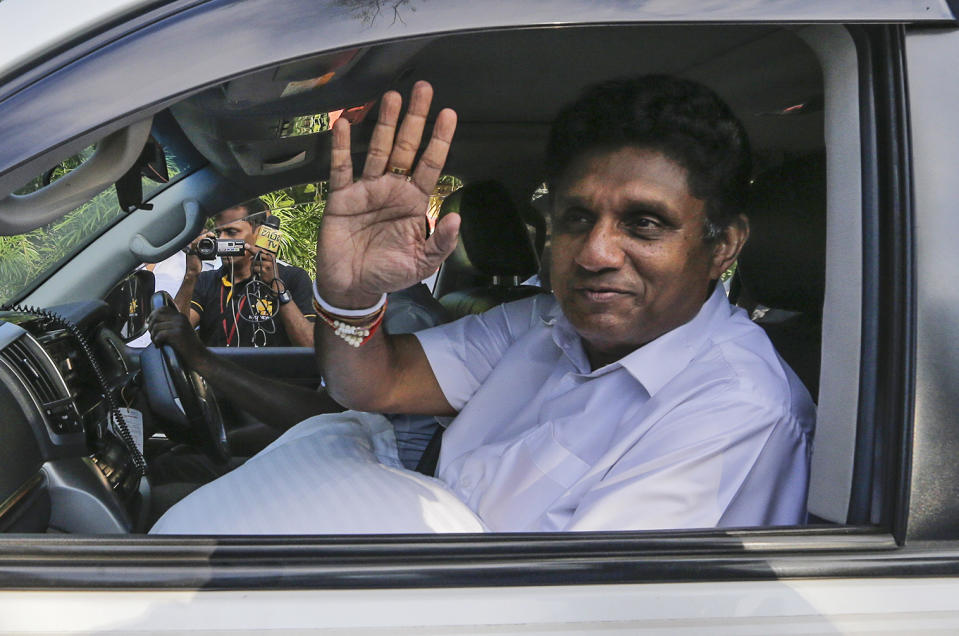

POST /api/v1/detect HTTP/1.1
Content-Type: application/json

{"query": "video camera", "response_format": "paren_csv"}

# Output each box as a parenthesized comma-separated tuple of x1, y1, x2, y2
(191, 214, 282, 260)
(195, 237, 245, 260)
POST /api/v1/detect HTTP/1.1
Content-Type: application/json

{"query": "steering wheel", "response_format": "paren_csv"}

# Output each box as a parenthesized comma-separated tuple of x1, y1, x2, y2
(140, 291, 230, 462)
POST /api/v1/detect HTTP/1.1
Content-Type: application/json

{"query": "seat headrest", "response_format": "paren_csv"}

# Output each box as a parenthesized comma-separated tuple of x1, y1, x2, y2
(738, 153, 827, 314)
(438, 180, 539, 278)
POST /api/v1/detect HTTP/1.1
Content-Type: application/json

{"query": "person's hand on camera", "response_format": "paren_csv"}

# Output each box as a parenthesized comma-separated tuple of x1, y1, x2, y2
(315, 80, 460, 309)
(249, 246, 276, 285)
(148, 305, 207, 368)
(184, 231, 214, 279)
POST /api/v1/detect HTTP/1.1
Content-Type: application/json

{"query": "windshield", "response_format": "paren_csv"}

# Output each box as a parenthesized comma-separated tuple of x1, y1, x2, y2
(0, 139, 198, 306)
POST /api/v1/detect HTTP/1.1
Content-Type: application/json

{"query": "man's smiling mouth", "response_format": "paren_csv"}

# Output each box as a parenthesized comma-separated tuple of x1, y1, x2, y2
(574, 286, 632, 303)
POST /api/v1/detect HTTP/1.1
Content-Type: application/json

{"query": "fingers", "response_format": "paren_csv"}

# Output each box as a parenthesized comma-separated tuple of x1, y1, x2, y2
(146, 307, 176, 341)
(331, 80, 454, 195)
(361, 90, 402, 180)
(147, 306, 178, 326)
(329, 118, 354, 192)
(385, 81, 433, 176)
(411, 107, 457, 195)
(190, 231, 213, 246)
(423, 211, 460, 269)
(148, 307, 195, 350)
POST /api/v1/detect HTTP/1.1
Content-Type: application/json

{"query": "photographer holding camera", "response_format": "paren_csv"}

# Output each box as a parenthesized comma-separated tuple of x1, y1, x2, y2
(174, 198, 316, 347)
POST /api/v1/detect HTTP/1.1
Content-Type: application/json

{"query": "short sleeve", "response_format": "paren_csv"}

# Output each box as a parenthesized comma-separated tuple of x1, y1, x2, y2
(190, 270, 216, 317)
(283, 265, 316, 321)
(414, 295, 552, 411)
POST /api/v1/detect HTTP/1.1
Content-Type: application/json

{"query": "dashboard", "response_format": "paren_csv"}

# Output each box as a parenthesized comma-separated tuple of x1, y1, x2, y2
(0, 301, 144, 534)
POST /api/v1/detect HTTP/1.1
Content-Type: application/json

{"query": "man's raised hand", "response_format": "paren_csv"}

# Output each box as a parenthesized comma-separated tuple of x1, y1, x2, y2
(315, 81, 459, 309)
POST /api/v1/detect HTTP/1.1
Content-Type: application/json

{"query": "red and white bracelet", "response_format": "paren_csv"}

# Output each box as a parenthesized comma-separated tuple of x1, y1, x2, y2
(312, 282, 388, 347)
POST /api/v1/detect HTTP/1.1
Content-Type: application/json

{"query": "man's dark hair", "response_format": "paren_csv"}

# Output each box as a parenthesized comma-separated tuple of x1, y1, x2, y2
(236, 197, 269, 228)
(216, 198, 270, 228)
(545, 75, 752, 241)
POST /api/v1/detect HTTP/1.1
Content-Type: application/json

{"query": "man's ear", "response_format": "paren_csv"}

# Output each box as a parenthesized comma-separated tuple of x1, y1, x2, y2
(709, 214, 749, 279)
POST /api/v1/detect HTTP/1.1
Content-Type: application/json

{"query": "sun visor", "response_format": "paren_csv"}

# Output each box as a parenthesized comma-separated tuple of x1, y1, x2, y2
(0, 117, 152, 235)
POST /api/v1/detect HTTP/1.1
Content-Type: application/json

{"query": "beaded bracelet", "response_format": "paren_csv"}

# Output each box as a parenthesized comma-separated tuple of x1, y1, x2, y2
(312, 281, 386, 317)
(314, 300, 387, 347)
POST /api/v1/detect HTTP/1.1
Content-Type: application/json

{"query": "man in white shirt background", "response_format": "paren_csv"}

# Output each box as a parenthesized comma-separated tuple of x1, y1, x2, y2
(311, 75, 814, 531)
(152, 75, 815, 533)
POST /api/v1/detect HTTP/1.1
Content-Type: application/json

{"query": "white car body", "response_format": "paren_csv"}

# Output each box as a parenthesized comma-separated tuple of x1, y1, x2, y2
(1, 1, 958, 633)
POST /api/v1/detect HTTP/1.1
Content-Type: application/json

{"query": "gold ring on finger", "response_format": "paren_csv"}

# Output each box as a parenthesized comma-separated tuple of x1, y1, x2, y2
(388, 165, 410, 176)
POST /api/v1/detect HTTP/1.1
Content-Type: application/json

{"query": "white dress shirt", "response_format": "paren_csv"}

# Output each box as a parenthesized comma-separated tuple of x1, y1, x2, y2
(415, 285, 816, 532)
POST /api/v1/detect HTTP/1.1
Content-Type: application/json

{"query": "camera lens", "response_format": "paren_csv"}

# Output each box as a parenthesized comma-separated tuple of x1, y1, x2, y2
(196, 237, 217, 260)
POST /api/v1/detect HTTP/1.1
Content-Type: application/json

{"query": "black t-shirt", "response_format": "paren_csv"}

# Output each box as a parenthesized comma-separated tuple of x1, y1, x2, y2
(190, 263, 315, 347)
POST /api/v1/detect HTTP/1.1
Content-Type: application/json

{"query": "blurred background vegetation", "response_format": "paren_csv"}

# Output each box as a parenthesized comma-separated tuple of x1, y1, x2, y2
(0, 149, 132, 304)
(260, 174, 461, 274)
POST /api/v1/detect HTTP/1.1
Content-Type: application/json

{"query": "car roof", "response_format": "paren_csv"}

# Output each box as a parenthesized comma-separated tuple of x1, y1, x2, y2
(0, 0, 171, 79)
(170, 25, 823, 201)
(0, 1, 954, 190)
(0, 0, 956, 234)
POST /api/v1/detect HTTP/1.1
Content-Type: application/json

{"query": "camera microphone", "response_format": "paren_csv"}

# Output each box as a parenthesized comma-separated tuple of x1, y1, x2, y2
(254, 215, 283, 255)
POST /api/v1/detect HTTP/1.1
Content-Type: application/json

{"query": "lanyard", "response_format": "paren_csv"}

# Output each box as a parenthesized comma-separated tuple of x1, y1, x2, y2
(219, 280, 248, 346)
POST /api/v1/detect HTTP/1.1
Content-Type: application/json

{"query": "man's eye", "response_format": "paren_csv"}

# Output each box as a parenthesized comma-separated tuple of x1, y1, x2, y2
(559, 211, 591, 228)
(625, 218, 662, 235)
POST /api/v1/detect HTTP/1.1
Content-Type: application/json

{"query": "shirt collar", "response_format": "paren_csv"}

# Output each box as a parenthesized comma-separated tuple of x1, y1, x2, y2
(547, 284, 732, 395)
(619, 283, 731, 395)
(218, 263, 251, 288)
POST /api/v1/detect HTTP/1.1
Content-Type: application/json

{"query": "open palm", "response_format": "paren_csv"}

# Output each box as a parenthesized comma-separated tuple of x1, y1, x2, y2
(315, 82, 459, 309)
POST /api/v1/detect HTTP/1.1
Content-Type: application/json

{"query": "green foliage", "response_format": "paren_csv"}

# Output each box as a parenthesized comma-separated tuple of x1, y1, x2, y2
(0, 235, 42, 300)
(258, 183, 327, 275)
(0, 140, 192, 305)
(0, 183, 123, 305)
(1, 145, 124, 303)
(258, 177, 462, 276)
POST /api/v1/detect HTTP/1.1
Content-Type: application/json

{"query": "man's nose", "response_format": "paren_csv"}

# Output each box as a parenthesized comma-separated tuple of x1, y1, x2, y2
(574, 221, 624, 272)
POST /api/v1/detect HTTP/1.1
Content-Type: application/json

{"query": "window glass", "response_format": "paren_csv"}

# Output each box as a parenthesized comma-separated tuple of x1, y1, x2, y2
(0, 140, 197, 306)
(0, 182, 123, 306)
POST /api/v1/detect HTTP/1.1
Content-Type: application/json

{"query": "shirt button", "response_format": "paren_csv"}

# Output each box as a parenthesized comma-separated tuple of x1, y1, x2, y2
(459, 476, 473, 490)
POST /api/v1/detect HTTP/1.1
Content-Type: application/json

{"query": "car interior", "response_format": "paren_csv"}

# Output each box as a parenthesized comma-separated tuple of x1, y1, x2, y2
(0, 22, 871, 534)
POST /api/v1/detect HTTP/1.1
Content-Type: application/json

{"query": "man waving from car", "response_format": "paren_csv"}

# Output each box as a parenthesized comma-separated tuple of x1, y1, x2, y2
(310, 77, 815, 531)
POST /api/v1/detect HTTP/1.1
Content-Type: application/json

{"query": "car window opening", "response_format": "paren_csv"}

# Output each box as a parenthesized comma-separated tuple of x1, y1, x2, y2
(0, 22, 867, 540)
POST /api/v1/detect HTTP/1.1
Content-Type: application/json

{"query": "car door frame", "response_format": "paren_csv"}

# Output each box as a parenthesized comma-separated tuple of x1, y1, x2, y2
(0, 0, 958, 630)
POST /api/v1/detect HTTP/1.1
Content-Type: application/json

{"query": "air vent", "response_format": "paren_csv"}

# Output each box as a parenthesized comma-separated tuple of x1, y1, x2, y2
(1, 337, 63, 405)
(0, 333, 81, 437)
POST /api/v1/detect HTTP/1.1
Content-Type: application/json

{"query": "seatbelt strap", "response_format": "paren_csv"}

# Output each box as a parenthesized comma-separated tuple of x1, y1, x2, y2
(415, 426, 444, 476)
